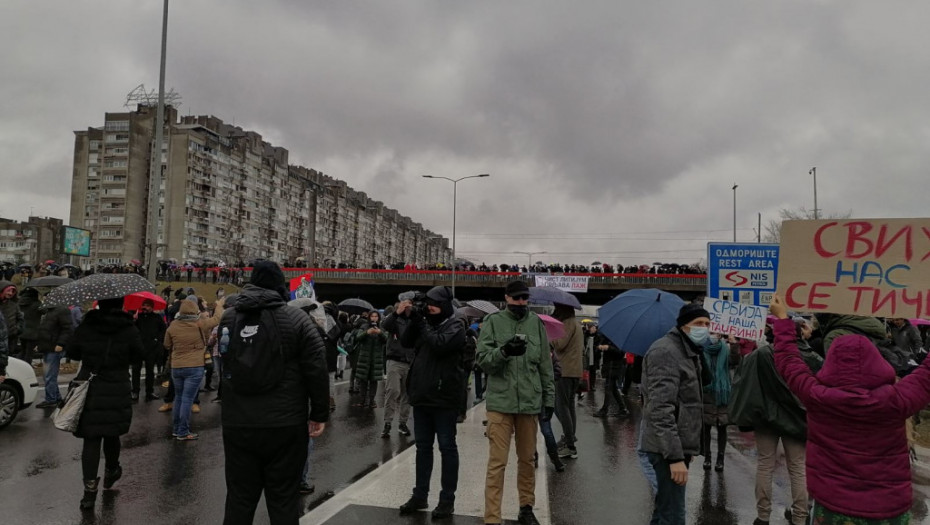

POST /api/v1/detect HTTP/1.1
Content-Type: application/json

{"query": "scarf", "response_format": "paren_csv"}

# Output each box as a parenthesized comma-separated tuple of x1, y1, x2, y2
(701, 339, 731, 406)
(175, 314, 200, 322)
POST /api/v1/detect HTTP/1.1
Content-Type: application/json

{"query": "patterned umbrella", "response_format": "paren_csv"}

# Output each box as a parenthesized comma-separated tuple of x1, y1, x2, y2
(466, 300, 500, 315)
(43, 273, 155, 307)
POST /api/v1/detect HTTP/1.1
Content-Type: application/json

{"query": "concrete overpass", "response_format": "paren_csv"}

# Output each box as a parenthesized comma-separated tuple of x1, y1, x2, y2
(271, 268, 707, 308)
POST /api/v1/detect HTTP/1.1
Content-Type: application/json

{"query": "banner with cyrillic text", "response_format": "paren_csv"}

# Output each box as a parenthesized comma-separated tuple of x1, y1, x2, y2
(534, 275, 589, 293)
(703, 297, 768, 340)
(777, 218, 930, 318)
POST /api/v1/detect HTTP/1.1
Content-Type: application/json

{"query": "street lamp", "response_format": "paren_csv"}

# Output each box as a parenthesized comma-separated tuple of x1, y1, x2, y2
(146, 0, 170, 282)
(513, 251, 547, 269)
(809, 167, 819, 220)
(422, 173, 490, 297)
(732, 183, 738, 242)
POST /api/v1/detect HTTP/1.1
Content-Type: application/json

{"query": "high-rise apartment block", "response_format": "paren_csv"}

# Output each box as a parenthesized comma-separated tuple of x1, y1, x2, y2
(0, 216, 64, 265)
(70, 104, 450, 267)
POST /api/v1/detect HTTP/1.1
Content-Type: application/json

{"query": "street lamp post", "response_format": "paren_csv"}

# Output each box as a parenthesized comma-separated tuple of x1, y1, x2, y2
(732, 183, 738, 242)
(513, 251, 547, 270)
(809, 167, 818, 220)
(422, 173, 490, 297)
(146, 0, 170, 282)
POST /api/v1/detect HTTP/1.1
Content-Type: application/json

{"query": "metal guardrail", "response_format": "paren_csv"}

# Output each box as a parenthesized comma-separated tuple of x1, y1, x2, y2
(266, 268, 707, 288)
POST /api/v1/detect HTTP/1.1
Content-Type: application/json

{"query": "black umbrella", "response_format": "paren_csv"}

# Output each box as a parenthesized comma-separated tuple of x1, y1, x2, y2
(43, 273, 155, 307)
(529, 286, 583, 310)
(24, 276, 73, 288)
(338, 298, 375, 315)
(466, 300, 499, 315)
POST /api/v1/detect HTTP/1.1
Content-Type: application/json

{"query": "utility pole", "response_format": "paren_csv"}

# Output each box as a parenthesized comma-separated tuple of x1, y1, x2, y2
(732, 183, 738, 242)
(146, 0, 169, 282)
(757, 212, 762, 243)
(809, 167, 819, 219)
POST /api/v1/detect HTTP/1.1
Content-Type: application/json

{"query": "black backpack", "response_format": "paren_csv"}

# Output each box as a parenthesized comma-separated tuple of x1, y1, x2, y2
(224, 307, 285, 395)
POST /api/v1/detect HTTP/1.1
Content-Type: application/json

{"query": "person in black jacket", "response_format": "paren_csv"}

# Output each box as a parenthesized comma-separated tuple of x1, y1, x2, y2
(593, 332, 630, 418)
(17, 287, 42, 361)
(133, 299, 166, 401)
(35, 305, 76, 408)
(66, 297, 143, 510)
(219, 261, 330, 525)
(381, 297, 416, 438)
(396, 286, 466, 520)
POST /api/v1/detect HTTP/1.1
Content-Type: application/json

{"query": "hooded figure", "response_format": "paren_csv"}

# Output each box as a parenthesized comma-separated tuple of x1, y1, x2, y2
(772, 299, 930, 522)
(0, 280, 21, 352)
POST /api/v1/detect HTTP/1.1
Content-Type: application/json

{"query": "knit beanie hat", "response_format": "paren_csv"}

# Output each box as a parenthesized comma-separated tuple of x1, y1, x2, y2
(676, 303, 711, 327)
(179, 300, 200, 315)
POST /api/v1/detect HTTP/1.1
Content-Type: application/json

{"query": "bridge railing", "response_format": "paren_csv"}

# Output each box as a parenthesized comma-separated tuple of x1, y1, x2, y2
(264, 267, 707, 288)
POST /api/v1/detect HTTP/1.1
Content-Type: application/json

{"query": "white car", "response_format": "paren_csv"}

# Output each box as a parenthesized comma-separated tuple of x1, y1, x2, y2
(0, 356, 40, 429)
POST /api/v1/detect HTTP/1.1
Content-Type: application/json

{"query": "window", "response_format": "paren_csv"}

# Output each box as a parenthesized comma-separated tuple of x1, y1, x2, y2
(104, 159, 127, 168)
(89, 140, 101, 149)
(105, 134, 129, 143)
(105, 120, 130, 131)
(88, 153, 99, 165)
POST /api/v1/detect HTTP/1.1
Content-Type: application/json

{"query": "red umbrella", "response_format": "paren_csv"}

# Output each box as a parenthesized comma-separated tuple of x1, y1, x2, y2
(910, 319, 930, 326)
(538, 314, 565, 340)
(124, 291, 167, 312)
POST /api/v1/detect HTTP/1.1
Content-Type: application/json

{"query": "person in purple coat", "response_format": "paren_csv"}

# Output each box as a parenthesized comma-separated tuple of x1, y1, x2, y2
(771, 294, 930, 524)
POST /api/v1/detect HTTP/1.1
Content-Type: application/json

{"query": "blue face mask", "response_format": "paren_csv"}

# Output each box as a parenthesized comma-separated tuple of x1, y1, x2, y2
(687, 326, 709, 344)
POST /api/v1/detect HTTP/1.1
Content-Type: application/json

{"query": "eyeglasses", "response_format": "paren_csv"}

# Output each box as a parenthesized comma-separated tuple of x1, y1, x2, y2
(510, 294, 529, 301)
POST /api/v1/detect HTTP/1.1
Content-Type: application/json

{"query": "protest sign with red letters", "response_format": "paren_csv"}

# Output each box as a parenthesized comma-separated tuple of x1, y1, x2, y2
(777, 218, 930, 318)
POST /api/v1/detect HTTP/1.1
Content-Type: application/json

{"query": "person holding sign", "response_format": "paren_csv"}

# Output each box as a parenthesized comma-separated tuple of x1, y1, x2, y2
(771, 294, 930, 524)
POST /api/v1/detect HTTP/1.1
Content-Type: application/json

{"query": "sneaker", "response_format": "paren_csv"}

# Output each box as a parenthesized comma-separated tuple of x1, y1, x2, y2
(157, 403, 173, 412)
(752, 519, 769, 525)
(176, 433, 199, 441)
(557, 445, 578, 459)
(130, 392, 139, 401)
(398, 423, 411, 436)
(431, 500, 454, 519)
(518, 505, 541, 525)
(191, 404, 201, 414)
(161, 381, 169, 388)
(298, 482, 315, 495)
(381, 424, 391, 439)
(145, 393, 160, 401)
(577, 393, 585, 400)
(547, 450, 566, 472)
(35, 400, 59, 409)
(399, 496, 428, 515)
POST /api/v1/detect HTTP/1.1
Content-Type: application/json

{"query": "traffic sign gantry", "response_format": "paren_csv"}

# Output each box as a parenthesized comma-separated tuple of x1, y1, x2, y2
(707, 242, 780, 307)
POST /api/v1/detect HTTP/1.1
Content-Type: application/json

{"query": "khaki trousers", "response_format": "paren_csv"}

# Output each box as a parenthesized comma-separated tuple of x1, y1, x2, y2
(755, 430, 808, 525)
(485, 411, 537, 524)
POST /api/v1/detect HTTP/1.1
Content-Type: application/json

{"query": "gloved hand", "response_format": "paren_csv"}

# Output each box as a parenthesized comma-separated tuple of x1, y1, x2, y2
(501, 335, 528, 357)
(542, 406, 554, 422)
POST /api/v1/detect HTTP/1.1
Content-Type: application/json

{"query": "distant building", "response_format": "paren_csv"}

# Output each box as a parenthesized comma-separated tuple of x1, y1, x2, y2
(0, 216, 64, 265)
(70, 105, 450, 267)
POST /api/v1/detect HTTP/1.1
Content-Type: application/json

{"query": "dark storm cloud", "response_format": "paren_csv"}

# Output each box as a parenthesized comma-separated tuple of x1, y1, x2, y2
(2, 1, 930, 264)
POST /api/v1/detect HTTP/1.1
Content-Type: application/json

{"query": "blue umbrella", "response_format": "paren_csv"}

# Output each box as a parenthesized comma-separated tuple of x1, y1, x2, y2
(597, 289, 685, 356)
(528, 287, 582, 310)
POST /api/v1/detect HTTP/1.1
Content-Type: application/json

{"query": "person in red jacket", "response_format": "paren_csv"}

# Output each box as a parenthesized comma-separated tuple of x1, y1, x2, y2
(770, 295, 930, 524)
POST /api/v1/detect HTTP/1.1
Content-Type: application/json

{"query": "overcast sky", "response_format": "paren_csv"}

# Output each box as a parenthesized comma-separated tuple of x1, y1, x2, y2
(2, 1, 927, 267)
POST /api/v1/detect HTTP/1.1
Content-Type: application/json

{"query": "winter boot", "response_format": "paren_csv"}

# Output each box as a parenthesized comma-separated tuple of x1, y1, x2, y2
(103, 465, 122, 489)
(381, 423, 391, 438)
(715, 453, 724, 472)
(80, 478, 99, 510)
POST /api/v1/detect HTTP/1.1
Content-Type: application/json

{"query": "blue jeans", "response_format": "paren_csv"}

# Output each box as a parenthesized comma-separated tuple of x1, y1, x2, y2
(301, 437, 315, 484)
(539, 408, 558, 455)
(412, 406, 459, 502)
(646, 452, 688, 525)
(637, 425, 658, 495)
(172, 367, 204, 436)
(44, 351, 63, 402)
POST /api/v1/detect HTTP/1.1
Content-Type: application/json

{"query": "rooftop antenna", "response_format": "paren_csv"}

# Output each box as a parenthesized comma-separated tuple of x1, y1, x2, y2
(124, 83, 182, 108)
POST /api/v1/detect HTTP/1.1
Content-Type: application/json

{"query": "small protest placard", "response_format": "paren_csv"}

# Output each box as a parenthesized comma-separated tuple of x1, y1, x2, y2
(534, 275, 589, 293)
(702, 297, 768, 340)
(777, 218, 930, 318)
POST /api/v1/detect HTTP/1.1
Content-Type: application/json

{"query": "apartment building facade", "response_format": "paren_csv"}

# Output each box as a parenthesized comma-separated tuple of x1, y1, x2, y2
(70, 105, 450, 268)
(0, 216, 64, 265)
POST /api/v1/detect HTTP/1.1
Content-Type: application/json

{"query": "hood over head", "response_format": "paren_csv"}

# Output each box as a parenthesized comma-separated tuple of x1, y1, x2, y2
(81, 308, 135, 334)
(819, 334, 896, 389)
(234, 284, 287, 312)
(179, 300, 200, 316)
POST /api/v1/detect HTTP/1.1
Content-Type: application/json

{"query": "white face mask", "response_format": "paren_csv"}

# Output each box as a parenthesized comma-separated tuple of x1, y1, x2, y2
(686, 326, 709, 344)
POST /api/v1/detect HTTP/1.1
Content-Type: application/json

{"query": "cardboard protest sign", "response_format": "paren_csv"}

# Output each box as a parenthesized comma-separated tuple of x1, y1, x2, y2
(703, 297, 767, 340)
(534, 275, 589, 293)
(777, 218, 930, 318)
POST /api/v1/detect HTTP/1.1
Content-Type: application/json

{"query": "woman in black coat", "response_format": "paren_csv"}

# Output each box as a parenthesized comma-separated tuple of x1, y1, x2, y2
(66, 297, 143, 510)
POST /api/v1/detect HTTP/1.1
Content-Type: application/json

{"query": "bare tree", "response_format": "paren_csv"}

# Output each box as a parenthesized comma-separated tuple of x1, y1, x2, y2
(762, 207, 852, 243)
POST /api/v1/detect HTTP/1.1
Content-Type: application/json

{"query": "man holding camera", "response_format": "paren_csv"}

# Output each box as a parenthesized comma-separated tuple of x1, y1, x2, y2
(380, 293, 416, 438)
(396, 286, 466, 520)
(476, 280, 555, 525)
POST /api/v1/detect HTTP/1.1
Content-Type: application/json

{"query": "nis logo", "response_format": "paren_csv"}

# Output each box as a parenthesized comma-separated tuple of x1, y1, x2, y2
(724, 271, 770, 287)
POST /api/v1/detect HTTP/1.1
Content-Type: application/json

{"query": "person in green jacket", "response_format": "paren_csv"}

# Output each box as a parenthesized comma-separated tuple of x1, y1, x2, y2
(476, 280, 555, 525)
(352, 311, 387, 409)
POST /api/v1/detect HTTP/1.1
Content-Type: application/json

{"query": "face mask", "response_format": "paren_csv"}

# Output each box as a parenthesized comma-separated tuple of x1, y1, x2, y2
(507, 304, 528, 319)
(687, 326, 709, 344)
(708, 334, 721, 344)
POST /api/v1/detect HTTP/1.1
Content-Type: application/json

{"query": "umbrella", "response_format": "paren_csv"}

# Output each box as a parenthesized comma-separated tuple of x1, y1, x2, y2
(529, 286, 582, 310)
(910, 319, 930, 327)
(44, 273, 155, 307)
(24, 276, 73, 288)
(124, 291, 167, 312)
(466, 300, 499, 315)
(338, 298, 375, 315)
(538, 314, 566, 340)
(597, 288, 685, 356)
(129, 259, 142, 266)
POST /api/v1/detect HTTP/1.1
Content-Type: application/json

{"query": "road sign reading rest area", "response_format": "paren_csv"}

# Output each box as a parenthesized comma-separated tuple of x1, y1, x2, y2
(707, 242, 780, 307)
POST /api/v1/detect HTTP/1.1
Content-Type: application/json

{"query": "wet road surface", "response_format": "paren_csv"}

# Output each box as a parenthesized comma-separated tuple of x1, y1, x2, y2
(5, 378, 930, 524)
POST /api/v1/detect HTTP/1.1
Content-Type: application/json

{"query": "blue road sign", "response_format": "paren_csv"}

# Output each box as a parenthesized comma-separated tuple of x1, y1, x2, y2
(707, 243, 780, 306)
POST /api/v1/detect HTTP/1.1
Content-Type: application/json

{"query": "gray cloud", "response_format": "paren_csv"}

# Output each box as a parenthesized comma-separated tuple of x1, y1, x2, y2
(1, 1, 927, 265)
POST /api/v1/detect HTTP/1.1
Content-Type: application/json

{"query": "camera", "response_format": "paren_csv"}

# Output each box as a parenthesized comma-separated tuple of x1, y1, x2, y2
(513, 334, 527, 343)
(401, 291, 429, 317)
